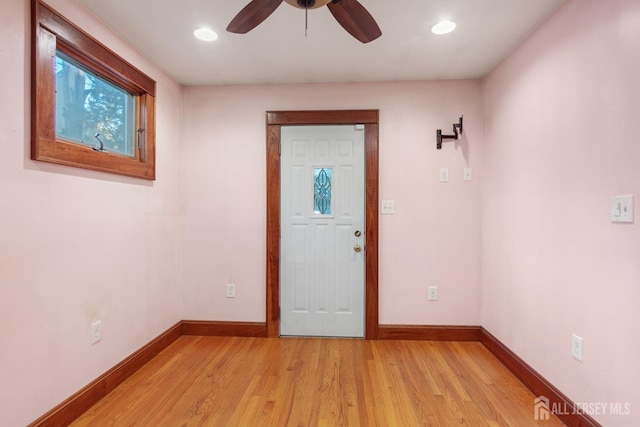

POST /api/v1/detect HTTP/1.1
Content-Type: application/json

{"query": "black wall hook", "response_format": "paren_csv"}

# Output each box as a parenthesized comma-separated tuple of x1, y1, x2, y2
(436, 116, 463, 149)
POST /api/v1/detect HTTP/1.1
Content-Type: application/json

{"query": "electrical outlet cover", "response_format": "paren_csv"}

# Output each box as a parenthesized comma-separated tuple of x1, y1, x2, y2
(572, 334, 583, 362)
(91, 320, 102, 344)
(226, 283, 236, 298)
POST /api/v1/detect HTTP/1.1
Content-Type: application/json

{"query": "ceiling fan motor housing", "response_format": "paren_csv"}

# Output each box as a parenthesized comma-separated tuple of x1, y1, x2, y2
(285, 0, 332, 9)
(231, 0, 381, 43)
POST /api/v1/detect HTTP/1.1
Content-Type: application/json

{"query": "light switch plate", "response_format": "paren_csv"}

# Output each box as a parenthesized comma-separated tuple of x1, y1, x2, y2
(611, 195, 634, 223)
(381, 200, 395, 215)
(440, 168, 449, 182)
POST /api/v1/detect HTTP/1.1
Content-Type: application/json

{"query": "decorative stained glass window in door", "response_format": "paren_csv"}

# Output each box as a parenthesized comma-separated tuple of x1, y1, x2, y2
(314, 168, 332, 215)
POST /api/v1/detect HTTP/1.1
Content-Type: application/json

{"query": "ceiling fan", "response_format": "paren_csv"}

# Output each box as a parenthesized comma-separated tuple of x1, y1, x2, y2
(227, 0, 382, 44)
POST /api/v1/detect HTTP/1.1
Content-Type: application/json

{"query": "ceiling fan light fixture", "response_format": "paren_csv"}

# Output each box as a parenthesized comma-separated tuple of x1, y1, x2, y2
(194, 28, 218, 42)
(431, 20, 456, 35)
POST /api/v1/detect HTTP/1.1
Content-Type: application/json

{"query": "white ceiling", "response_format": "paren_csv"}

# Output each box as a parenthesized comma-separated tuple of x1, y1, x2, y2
(77, 0, 566, 86)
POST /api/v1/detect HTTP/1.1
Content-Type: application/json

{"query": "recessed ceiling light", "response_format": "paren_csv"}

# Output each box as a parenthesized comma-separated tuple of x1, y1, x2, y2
(431, 20, 456, 35)
(194, 28, 218, 42)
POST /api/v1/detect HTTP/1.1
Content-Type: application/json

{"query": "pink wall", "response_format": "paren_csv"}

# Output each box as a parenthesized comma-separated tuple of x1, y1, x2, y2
(0, 0, 183, 425)
(182, 81, 482, 325)
(482, 0, 640, 425)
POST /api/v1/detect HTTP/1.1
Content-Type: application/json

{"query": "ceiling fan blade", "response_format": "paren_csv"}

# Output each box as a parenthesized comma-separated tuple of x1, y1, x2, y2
(327, 0, 381, 43)
(227, 0, 285, 34)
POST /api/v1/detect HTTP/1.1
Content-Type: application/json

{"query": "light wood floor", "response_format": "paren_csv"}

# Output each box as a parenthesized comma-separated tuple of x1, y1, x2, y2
(71, 336, 565, 426)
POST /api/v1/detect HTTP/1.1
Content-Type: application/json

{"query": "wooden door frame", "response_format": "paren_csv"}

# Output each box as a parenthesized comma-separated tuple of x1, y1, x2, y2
(266, 110, 379, 339)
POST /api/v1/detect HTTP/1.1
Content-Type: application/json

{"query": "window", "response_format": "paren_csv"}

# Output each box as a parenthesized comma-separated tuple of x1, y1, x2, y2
(32, 0, 156, 180)
(55, 52, 136, 157)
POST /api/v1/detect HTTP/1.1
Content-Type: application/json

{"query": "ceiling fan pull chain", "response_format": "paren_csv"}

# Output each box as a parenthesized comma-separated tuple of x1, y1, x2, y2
(305, 4, 308, 37)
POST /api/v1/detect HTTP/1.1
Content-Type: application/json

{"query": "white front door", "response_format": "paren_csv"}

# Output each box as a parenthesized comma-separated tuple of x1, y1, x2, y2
(280, 125, 365, 337)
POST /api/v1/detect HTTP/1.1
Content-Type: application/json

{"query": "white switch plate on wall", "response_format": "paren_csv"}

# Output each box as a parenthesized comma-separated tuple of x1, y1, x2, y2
(611, 195, 634, 223)
(440, 168, 449, 182)
(381, 200, 395, 215)
(464, 168, 472, 181)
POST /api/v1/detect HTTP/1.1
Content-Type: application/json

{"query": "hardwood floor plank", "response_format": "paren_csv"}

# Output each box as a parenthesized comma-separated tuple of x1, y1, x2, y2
(71, 337, 566, 426)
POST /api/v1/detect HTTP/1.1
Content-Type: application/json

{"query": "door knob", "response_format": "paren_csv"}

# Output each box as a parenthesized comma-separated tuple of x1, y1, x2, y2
(354, 245, 362, 253)
(354, 230, 362, 237)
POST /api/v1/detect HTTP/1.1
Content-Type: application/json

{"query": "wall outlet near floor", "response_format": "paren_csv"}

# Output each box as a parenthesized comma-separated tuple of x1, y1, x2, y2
(428, 286, 439, 301)
(572, 334, 583, 362)
(464, 167, 472, 181)
(439, 168, 449, 182)
(91, 320, 102, 344)
(226, 283, 236, 298)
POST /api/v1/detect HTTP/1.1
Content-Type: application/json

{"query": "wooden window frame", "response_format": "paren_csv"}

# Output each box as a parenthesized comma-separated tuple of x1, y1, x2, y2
(31, 0, 156, 180)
